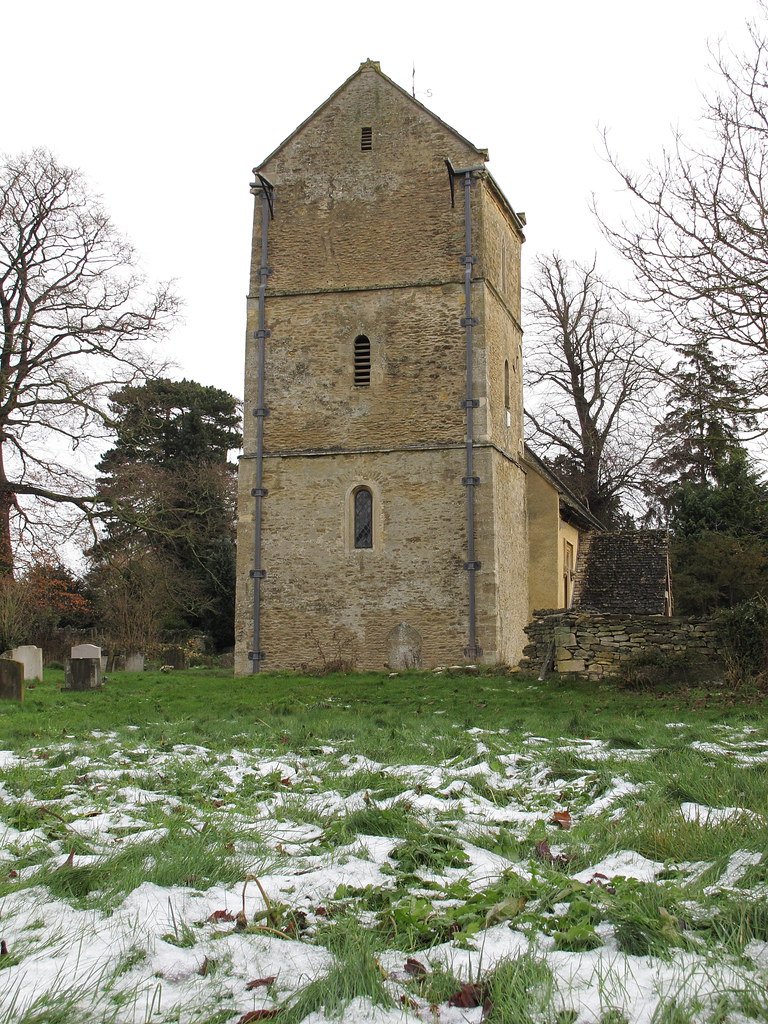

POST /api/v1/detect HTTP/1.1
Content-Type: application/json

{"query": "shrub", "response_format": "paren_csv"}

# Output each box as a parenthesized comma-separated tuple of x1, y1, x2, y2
(716, 597, 768, 681)
(616, 648, 697, 690)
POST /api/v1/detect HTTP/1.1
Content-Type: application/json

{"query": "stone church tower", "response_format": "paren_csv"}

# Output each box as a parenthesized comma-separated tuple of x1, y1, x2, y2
(235, 60, 528, 674)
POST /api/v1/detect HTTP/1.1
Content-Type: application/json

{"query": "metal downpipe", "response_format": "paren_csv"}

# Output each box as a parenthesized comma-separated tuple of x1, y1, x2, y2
(249, 175, 274, 673)
(445, 162, 483, 661)
(461, 170, 481, 660)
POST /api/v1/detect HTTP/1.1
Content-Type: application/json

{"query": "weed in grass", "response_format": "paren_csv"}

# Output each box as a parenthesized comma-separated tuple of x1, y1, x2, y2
(323, 803, 420, 846)
(483, 953, 555, 1024)
(391, 831, 470, 873)
(0, 964, 119, 1024)
(404, 961, 464, 1005)
(698, 894, 768, 952)
(650, 998, 699, 1024)
(552, 897, 603, 951)
(609, 878, 691, 957)
(278, 915, 392, 1023)
(325, 769, 405, 800)
(33, 818, 267, 911)
(113, 944, 148, 976)
(162, 900, 198, 948)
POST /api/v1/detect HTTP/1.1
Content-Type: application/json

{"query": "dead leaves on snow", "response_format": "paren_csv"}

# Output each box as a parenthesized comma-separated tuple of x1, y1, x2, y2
(550, 810, 573, 829)
(245, 976, 277, 991)
(448, 981, 492, 1014)
(535, 839, 571, 867)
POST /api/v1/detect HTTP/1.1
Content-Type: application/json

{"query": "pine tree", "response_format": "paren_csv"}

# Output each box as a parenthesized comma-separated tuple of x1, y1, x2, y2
(646, 339, 756, 520)
(90, 379, 242, 650)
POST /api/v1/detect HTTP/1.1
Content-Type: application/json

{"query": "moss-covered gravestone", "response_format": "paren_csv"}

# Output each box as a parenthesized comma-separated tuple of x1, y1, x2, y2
(0, 659, 23, 701)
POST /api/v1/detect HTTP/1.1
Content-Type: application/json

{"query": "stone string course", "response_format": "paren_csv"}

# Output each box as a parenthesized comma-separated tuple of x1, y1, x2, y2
(522, 610, 723, 680)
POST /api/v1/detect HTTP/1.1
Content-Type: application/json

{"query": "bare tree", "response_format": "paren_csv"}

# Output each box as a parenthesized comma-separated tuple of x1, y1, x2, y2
(0, 149, 177, 575)
(601, 7, 768, 405)
(524, 254, 659, 524)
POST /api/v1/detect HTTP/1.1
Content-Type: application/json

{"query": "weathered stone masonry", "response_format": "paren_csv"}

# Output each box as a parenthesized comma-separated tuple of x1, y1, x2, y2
(522, 611, 723, 680)
(234, 61, 530, 674)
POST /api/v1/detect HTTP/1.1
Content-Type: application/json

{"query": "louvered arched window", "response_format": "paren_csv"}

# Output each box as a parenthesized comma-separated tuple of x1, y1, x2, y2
(354, 335, 371, 387)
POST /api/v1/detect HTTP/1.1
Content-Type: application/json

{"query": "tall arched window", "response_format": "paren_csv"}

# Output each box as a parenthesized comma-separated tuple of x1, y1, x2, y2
(354, 335, 371, 386)
(354, 487, 373, 548)
(504, 359, 510, 409)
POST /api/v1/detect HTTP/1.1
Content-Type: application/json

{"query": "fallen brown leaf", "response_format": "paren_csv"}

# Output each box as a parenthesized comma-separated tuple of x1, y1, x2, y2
(57, 850, 75, 870)
(245, 976, 277, 991)
(551, 810, 572, 829)
(404, 957, 427, 978)
(448, 982, 491, 1012)
(236, 1012, 281, 1022)
(207, 909, 235, 923)
(534, 839, 570, 867)
(197, 956, 215, 976)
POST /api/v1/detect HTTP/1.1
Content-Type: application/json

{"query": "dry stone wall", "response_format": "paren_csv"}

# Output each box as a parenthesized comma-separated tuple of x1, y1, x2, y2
(523, 610, 724, 680)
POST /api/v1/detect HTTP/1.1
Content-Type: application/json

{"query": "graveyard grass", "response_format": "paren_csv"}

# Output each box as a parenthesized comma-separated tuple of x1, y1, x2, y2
(1, 667, 768, 1023)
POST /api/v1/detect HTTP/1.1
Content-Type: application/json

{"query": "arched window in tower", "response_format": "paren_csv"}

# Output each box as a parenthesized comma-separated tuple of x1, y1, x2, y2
(354, 487, 373, 549)
(354, 335, 371, 386)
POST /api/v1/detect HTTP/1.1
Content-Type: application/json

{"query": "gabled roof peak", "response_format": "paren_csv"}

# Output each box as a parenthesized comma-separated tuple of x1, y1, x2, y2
(255, 60, 487, 173)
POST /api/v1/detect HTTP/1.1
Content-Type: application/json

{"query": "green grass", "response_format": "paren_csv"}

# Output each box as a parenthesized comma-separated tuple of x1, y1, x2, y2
(3, 665, 762, 756)
(1, 666, 768, 1022)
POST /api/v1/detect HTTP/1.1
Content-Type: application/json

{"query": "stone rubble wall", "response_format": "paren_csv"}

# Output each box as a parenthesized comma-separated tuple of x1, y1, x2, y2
(522, 610, 723, 680)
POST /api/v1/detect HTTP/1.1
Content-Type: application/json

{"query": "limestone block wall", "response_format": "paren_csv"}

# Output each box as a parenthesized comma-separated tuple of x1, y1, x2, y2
(237, 448, 469, 674)
(235, 62, 530, 676)
(251, 70, 482, 299)
(490, 451, 530, 666)
(522, 610, 723, 680)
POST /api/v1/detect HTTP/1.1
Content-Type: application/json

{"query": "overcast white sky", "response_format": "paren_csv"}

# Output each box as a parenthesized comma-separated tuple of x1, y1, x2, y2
(1, 0, 760, 402)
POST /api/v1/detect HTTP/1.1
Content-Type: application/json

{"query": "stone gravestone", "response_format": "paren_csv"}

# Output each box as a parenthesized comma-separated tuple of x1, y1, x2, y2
(387, 623, 422, 670)
(125, 651, 145, 673)
(71, 643, 101, 660)
(1, 646, 42, 681)
(0, 659, 23, 701)
(161, 647, 186, 670)
(67, 658, 103, 690)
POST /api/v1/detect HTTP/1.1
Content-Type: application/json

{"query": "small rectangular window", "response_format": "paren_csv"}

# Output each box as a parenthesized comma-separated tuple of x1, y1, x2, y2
(361, 126, 373, 151)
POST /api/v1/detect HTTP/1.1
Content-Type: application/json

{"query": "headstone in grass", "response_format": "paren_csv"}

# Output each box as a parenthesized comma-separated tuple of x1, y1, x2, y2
(387, 623, 422, 670)
(65, 657, 103, 691)
(1, 645, 42, 681)
(125, 651, 145, 672)
(0, 659, 23, 700)
(161, 646, 186, 669)
(71, 643, 101, 660)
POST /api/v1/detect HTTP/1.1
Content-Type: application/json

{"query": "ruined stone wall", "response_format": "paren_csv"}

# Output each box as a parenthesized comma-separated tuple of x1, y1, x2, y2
(522, 610, 723, 680)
